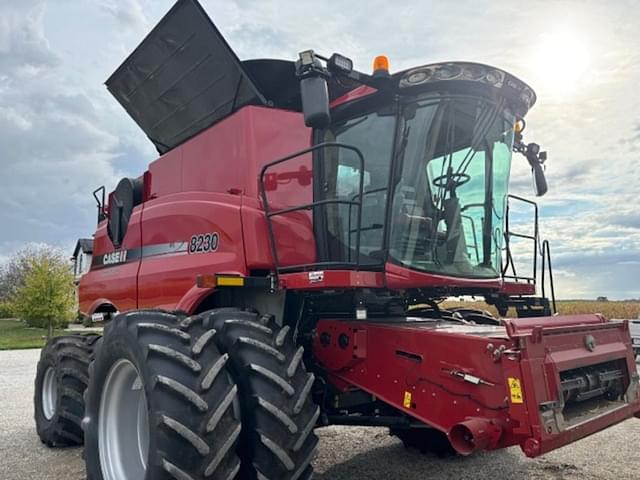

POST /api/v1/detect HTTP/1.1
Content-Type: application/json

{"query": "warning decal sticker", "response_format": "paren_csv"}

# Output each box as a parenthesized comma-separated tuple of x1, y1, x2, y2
(507, 377, 524, 404)
(403, 391, 412, 409)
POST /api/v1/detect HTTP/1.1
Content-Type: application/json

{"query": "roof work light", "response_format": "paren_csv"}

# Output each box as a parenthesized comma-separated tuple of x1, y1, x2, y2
(328, 53, 354, 73)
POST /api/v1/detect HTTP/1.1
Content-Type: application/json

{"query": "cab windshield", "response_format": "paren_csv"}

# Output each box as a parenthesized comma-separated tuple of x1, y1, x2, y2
(390, 94, 515, 278)
(320, 93, 515, 279)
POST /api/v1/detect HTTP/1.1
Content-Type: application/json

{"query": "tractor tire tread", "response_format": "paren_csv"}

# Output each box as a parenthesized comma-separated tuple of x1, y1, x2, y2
(204, 308, 319, 480)
(34, 334, 100, 447)
(84, 310, 241, 480)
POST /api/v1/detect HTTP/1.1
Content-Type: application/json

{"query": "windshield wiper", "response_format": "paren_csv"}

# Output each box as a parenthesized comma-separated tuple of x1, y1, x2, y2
(455, 97, 504, 177)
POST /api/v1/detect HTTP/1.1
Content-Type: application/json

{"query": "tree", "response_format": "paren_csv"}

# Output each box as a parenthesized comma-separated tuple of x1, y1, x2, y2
(0, 249, 35, 317)
(0, 301, 13, 319)
(12, 249, 75, 336)
(0, 244, 56, 301)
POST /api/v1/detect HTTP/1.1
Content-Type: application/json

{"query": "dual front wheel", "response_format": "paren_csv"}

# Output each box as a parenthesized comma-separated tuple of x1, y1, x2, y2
(35, 309, 319, 480)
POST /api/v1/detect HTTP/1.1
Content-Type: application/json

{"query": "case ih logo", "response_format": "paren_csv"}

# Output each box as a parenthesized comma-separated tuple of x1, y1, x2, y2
(103, 250, 128, 265)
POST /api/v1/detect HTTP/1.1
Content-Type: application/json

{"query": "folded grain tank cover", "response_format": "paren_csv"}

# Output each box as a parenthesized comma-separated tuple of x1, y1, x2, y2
(105, 0, 267, 154)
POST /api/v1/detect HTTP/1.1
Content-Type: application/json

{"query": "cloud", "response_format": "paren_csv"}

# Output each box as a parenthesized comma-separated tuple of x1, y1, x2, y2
(0, 1, 59, 76)
(623, 122, 640, 151)
(0, 1, 150, 261)
(99, 0, 148, 30)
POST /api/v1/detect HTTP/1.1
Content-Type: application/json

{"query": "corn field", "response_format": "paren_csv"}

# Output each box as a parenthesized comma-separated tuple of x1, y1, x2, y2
(443, 300, 640, 319)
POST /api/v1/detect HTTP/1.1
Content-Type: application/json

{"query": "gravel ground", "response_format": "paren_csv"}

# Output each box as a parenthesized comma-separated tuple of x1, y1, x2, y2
(1, 349, 640, 480)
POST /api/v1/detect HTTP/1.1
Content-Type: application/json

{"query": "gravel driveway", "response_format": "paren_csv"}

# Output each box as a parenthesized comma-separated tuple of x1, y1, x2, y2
(2, 349, 639, 480)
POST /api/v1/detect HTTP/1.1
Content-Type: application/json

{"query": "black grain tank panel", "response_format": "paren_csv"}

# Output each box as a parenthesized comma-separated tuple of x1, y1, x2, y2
(241, 59, 301, 111)
(105, 0, 267, 154)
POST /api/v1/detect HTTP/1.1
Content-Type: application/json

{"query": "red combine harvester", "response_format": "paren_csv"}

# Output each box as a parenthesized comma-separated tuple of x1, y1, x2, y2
(34, 1, 640, 479)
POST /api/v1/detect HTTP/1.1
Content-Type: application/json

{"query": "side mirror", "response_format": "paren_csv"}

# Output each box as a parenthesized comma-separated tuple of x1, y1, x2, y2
(296, 50, 330, 129)
(532, 161, 548, 197)
(526, 144, 547, 197)
(300, 75, 330, 129)
(513, 121, 548, 197)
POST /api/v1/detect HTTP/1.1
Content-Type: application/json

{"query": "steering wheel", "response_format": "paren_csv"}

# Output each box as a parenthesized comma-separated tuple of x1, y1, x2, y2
(432, 172, 471, 190)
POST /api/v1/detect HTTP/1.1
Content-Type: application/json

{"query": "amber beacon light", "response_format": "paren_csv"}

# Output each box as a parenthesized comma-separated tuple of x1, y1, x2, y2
(372, 55, 390, 77)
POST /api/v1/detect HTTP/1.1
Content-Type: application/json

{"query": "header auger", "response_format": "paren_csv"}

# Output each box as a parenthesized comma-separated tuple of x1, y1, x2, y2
(35, 1, 640, 479)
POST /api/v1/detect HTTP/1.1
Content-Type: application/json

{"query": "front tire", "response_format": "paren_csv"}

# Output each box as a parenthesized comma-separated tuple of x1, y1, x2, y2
(202, 309, 320, 480)
(84, 310, 242, 480)
(34, 334, 101, 447)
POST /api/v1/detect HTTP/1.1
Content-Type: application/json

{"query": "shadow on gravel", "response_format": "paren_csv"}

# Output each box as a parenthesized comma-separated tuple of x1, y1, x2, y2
(314, 440, 585, 480)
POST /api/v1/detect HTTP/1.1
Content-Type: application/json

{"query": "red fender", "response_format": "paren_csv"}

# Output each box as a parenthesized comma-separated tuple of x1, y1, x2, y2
(175, 285, 216, 314)
(85, 298, 117, 317)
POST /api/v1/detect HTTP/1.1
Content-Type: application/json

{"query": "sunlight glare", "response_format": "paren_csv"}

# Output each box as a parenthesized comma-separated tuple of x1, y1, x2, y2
(532, 31, 591, 94)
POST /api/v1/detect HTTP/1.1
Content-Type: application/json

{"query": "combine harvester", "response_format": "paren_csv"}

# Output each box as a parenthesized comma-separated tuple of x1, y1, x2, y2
(34, 1, 640, 479)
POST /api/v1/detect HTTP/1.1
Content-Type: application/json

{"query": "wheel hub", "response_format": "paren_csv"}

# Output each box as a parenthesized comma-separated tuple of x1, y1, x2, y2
(42, 367, 58, 420)
(99, 359, 149, 480)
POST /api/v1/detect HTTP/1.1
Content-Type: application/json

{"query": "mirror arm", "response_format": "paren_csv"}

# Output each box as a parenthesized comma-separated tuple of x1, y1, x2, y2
(513, 132, 547, 171)
(513, 131, 548, 197)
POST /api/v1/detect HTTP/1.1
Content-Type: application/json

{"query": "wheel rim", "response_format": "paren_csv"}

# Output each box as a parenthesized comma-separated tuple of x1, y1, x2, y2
(99, 359, 149, 480)
(42, 367, 57, 420)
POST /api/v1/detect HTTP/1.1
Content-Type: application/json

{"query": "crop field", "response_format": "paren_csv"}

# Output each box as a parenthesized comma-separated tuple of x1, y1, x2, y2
(443, 300, 640, 319)
(552, 300, 640, 319)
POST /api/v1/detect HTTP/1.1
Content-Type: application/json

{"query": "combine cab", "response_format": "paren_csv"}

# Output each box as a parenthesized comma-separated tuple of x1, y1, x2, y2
(34, 1, 640, 479)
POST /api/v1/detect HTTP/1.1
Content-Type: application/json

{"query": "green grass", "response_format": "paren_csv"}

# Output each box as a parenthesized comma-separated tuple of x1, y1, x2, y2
(0, 319, 77, 350)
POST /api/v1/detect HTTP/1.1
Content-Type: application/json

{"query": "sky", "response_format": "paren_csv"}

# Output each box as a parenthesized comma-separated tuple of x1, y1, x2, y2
(0, 0, 638, 300)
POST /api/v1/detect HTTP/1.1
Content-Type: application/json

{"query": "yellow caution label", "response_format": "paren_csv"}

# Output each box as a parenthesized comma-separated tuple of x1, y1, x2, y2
(508, 377, 524, 404)
(403, 391, 412, 408)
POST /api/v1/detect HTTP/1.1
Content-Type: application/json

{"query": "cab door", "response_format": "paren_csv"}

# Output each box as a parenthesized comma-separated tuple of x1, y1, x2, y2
(314, 108, 396, 267)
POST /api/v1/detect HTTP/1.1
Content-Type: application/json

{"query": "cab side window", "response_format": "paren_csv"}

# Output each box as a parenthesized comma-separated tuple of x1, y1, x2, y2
(320, 112, 395, 264)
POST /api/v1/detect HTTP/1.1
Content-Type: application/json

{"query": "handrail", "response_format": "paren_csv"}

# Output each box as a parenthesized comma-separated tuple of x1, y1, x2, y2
(503, 194, 539, 283)
(347, 186, 388, 238)
(462, 215, 480, 263)
(267, 198, 360, 218)
(502, 194, 556, 312)
(92, 186, 106, 224)
(259, 142, 366, 280)
(541, 240, 557, 313)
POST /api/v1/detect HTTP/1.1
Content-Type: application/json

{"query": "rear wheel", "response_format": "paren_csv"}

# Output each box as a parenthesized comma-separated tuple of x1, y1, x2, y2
(34, 334, 101, 447)
(84, 310, 242, 480)
(201, 308, 320, 480)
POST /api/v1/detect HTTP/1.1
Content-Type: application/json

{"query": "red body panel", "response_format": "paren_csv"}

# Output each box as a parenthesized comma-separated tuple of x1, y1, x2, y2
(240, 197, 275, 270)
(502, 317, 640, 456)
(385, 261, 503, 290)
(79, 208, 141, 314)
(499, 280, 537, 296)
(331, 85, 377, 108)
(80, 106, 314, 315)
(137, 192, 246, 310)
(278, 270, 386, 290)
(314, 315, 640, 456)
